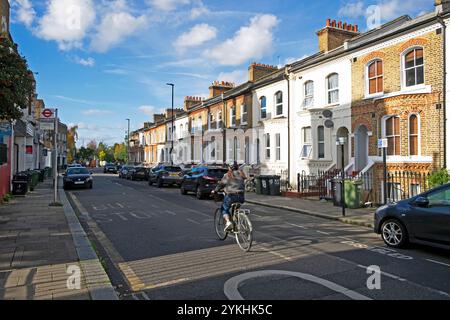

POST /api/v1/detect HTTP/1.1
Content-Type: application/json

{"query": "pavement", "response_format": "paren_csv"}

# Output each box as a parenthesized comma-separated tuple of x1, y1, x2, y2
(245, 193, 375, 229)
(67, 172, 450, 300)
(0, 177, 117, 300)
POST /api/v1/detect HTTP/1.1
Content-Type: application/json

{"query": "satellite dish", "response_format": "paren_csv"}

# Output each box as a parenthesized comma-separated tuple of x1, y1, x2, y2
(324, 119, 334, 129)
(323, 110, 333, 118)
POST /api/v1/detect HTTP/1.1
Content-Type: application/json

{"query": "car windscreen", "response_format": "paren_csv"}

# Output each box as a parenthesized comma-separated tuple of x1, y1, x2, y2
(165, 167, 182, 172)
(207, 169, 228, 178)
(67, 168, 89, 175)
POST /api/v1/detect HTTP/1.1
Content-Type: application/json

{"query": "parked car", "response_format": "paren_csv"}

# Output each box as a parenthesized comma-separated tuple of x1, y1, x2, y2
(67, 163, 83, 169)
(374, 183, 450, 249)
(124, 166, 136, 180)
(127, 166, 148, 181)
(63, 167, 93, 190)
(104, 163, 118, 174)
(148, 165, 183, 188)
(180, 166, 228, 199)
(119, 165, 133, 179)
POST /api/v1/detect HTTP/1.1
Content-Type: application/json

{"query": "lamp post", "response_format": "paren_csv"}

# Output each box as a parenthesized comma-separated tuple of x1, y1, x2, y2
(167, 83, 175, 165)
(336, 137, 347, 217)
(126, 119, 130, 164)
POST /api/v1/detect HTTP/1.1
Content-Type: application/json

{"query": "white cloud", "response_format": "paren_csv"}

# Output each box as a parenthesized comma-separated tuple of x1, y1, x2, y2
(174, 24, 217, 53)
(12, 0, 36, 27)
(90, 3, 147, 53)
(204, 14, 279, 66)
(36, 0, 96, 50)
(148, 0, 190, 11)
(190, 0, 209, 19)
(218, 70, 248, 85)
(74, 56, 95, 67)
(81, 109, 113, 116)
(139, 105, 163, 117)
(338, 1, 365, 18)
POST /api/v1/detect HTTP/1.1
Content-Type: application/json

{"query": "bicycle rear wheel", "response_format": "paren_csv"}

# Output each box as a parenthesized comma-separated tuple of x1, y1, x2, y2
(235, 212, 253, 252)
(214, 208, 228, 241)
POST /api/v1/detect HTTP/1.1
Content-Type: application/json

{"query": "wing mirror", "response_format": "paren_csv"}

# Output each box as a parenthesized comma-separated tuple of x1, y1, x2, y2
(414, 197, 429, 207)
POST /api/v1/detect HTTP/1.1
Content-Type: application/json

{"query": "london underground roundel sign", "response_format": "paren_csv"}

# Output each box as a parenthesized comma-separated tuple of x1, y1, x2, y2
(42, 108, 54, 119)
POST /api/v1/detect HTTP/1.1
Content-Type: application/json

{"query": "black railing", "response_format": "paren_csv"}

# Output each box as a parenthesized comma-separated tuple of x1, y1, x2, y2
(386, 171, 430, 203)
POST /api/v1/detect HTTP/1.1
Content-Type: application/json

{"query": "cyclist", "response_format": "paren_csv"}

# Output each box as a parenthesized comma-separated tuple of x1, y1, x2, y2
(213, 162, 247, 232)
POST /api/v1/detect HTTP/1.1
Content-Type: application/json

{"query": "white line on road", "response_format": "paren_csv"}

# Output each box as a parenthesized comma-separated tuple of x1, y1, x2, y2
(317, 231, 331, 235)
(116, 203, 124, 208)
(186, 218, 201, 225)
(141, 292, 151, 300)
(357, 264, 406, 282)
(286, 222, 307, 229)
(165, 210, 177, 216)
(426, 259, 450, 268)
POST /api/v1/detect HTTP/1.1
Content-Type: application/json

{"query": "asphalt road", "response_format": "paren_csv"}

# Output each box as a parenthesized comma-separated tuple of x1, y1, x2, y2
(66, 171, 450, 300)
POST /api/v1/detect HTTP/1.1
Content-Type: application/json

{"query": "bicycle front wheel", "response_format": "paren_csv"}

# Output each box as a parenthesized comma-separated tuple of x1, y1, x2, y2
(214, 208, 228, 241)
(235, 212, 253, 252)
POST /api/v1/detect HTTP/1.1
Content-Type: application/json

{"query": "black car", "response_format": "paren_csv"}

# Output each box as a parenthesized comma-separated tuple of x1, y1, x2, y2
(104, 163, 117, 174)
(119, 165, 133, 178)
(148, 165, 183, 188)
(374, 183, 450, 249)
(128, 167, 148, 181)
(180, 166, 228, 199)
(63, 167, 93, 190)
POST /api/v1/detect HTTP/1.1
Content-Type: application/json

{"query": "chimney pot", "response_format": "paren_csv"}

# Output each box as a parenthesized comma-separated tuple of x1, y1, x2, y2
(326, 18, 331, 27)
(355, 25, 358, 32)
(338, 21, 343, 29)
(332, 20, 336, 27)
(343, 22, 347, 30)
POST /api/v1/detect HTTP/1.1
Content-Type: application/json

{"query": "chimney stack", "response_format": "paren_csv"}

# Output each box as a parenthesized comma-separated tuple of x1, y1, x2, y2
(209, 81, 234, 98)
(317, 18, 359, 53)
(184, 96, 203, 111)
(435, 0, 450, 13)
(248, 62, 278, 82)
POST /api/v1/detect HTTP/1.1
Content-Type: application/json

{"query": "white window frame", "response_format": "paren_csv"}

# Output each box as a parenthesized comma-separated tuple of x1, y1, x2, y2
(408, 113, 421, 157)
(327, 73, 339, 105)
(276, 133, 281, 161)
(365, 59, 384, 97)
(260, 96, 267, 119)
(303, 81, 314, 109)
(217, 111, 223, 128)
(402, 47, 425, 89)
(241, 104, 248, 125)
(275, 91, 283, 116)
(300, 127, 312, 159)
(230, 106, 236, 127)
(317, 126, 325, 159)
(265, 133, 271, 160)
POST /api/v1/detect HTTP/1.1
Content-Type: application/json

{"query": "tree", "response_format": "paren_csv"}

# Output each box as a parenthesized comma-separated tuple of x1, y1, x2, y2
(114, 143, 127, 162)
(67, 126, 78, 163)
(86, 139, 97, 152)
(0, 38, 35, 120)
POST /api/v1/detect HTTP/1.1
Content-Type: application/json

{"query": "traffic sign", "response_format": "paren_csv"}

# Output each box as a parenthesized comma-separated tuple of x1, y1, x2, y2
(378, 139, 388, 149)
(41, 108, 55, 119)
(40, 120, 55, 131)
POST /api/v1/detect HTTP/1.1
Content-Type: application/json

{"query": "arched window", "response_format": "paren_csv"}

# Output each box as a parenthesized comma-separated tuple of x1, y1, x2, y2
(327, 73, 339, 104)
(404, 48, 424, 87)
(304, 81, 314, 108)
(367, 60, 383, 94)
(260, 96, 267, 119)
(275, 91, 283, 116)
(409, 114, 419, 156)
(385, 116, 400, 156)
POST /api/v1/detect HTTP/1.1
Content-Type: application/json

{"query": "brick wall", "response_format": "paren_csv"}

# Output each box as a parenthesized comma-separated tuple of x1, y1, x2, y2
(351, 30, 445, 173)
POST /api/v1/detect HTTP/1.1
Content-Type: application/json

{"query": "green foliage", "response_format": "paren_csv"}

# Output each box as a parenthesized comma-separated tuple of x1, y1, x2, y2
(2, 193, 13, 203)
(427, 168, 450, 188)
(114, 143, 127, 162)
(0, 38, 35, 121)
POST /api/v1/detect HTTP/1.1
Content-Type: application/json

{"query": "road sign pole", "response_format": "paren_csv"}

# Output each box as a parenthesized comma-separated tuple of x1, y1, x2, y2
(54, 109, 58, 204)
(383, 147, 388, 205)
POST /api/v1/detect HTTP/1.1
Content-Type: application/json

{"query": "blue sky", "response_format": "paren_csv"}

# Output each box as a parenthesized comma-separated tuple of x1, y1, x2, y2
(9, 0, 432, 146)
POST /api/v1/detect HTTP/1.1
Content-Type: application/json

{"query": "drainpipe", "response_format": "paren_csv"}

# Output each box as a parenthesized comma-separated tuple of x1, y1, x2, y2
(222, 93, 226, 165)
(284, 65, 292, 184)
(9, 120, 15, 192)
(438, 16, 447, 169)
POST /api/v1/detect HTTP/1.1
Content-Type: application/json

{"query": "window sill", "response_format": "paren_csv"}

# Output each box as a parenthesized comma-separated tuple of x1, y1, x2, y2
(373, 85, 431, 101)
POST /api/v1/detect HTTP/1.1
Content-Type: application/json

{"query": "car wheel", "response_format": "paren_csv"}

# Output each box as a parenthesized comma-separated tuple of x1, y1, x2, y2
(196, 186, 204, 200)
(180, 183, 188, 195)
(157, 179, 163, 188)
(381, 219, 408, 248)
(148, 179, 153, 186)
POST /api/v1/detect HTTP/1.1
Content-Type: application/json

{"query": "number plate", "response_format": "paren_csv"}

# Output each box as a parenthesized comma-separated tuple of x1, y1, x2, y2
(74, 181, 84, 185)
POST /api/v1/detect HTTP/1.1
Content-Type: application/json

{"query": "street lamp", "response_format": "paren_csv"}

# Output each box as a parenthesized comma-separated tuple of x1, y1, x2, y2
(336, 136, 347, 217)
(126, 119, 130, 164)
(167, 83, 175, 165)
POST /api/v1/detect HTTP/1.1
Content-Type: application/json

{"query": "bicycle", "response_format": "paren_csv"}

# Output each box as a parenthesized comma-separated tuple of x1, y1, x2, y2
(244, 175, 256, 193)
(213, 192, 253, 252)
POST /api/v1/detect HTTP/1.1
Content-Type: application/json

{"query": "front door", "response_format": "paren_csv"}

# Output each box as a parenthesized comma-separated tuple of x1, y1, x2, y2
(355, 125, 369, 172)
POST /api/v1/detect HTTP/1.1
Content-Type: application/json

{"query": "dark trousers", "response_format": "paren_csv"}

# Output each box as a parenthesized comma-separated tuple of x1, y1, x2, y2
(221, 194, 245, 217)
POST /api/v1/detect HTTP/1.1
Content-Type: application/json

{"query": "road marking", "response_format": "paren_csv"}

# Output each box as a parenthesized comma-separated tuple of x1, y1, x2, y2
(112, 212, 128, 221)
(116, 203, 124, 208)
(224, 270, 372, 301)
(258, 244, 293, 262)
(141, 292, 151, 300)
(286, 222, 307, 229)
(165, 210, 177, 216)
(426, 259, 450, 268)
(317, 231, 331, 235)
(186, 218, 200, 225)
(356, 265, 406, 282)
